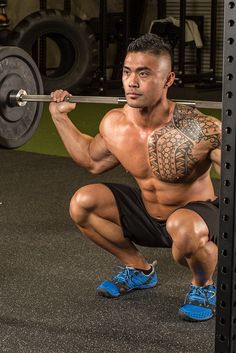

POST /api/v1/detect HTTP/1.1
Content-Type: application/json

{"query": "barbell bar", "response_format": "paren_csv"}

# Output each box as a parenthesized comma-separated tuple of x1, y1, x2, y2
(10, 89, 222, 110)
(0, 45, 222, 149)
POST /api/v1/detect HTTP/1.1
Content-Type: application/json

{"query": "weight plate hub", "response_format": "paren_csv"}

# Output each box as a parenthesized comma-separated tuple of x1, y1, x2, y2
(0, 46, 44, 148)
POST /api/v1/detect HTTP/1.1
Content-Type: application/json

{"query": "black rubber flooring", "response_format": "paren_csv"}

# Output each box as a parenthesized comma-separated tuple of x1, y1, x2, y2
(0, 150, 219, 353)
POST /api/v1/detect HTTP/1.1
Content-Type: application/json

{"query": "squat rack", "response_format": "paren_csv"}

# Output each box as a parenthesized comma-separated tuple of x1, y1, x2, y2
(215, 1, 236, 352)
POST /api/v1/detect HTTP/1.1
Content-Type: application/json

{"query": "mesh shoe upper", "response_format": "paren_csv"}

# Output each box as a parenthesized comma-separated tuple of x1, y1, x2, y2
(96, 261, 158, 298)
(179, 284, 216, 321)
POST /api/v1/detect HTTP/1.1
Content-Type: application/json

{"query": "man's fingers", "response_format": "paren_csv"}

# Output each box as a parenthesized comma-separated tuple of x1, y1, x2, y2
(50, 90, 71, 103)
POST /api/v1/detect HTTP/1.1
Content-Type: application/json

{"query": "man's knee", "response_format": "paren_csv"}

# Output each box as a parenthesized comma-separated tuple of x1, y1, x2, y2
(166, 209, 209, 256)
(69, 185, 98, 224)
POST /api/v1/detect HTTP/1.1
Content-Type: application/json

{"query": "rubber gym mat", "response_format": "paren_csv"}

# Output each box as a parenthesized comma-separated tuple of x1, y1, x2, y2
(0, 149, 219, 353)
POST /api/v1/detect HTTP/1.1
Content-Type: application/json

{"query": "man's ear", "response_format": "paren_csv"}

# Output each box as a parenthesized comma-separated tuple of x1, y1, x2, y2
(165, 72, 175, 88)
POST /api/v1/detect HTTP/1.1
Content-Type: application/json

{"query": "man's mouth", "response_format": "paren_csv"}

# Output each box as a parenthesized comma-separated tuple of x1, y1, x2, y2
(126, 92, 142, 98)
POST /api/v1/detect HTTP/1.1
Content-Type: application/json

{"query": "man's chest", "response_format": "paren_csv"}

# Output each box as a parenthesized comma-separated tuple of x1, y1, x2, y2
(147, 122, 210, 182)
(105, 108, 216, 183)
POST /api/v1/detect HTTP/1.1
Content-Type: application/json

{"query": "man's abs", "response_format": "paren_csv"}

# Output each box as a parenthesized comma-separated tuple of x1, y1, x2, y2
(137, 172, 217, 220)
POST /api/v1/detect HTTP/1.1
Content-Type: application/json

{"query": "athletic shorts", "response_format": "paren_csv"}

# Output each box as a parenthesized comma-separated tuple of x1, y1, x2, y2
(103, 183, 219, 248)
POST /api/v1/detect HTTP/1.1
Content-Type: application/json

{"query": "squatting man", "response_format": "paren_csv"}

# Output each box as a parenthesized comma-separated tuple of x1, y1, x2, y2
(49, 33, 221, 322)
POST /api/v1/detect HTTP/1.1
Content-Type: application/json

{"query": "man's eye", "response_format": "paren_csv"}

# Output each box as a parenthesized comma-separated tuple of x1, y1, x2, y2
(123, 70, 129, 75)
(140, 71, 148, 77)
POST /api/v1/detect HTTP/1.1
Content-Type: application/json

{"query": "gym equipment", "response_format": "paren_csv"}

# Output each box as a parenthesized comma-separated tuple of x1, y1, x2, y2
(215, 1, 236, 352)
(0, 46, 43, 148)
(0, 45, 222, 149)
(9, 9, 98, 94)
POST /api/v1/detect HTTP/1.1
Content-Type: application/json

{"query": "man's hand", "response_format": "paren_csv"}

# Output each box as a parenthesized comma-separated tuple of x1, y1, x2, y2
(49, 89, 76, 116)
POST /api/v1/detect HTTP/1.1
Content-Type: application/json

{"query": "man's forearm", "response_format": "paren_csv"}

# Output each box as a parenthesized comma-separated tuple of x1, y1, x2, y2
(51, 113, 94, 169)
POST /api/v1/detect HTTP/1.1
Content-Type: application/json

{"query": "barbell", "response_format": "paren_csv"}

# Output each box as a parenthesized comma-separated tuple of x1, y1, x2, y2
(0, 46, 222, 149)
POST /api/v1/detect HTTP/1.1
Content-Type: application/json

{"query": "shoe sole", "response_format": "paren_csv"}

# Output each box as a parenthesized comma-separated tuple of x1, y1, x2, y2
(178, 310, 214, 322)
(96, 283, 158, 299)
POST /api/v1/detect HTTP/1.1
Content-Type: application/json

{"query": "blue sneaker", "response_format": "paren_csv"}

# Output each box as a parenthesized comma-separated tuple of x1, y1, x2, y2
(179, 284, 216, 321)
(96, 261, 158, 298)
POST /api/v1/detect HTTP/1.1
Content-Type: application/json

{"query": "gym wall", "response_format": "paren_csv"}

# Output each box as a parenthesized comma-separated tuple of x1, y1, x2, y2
(7, 0, 124, 28)
(6, 0, 224, 85)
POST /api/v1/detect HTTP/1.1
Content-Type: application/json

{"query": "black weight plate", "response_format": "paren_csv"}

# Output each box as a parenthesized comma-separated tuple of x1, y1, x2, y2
(0, 46, 44, 148)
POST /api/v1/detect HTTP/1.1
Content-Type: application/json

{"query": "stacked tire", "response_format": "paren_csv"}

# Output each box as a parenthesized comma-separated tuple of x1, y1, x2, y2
(9, 9, 98, 94)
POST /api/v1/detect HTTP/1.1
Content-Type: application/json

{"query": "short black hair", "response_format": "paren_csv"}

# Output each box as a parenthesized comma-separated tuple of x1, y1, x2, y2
(127, 33, 173, 68)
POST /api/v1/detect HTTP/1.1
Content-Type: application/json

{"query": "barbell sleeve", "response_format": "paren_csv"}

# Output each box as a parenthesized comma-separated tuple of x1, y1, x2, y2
(10, 89, 223, 110)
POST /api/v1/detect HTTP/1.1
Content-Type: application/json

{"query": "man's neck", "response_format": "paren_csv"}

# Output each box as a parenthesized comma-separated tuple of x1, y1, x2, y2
(134, 100, 175, 129)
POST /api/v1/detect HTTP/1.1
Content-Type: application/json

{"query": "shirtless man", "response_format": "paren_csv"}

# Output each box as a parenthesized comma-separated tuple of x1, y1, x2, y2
(49, 33, 221, 322)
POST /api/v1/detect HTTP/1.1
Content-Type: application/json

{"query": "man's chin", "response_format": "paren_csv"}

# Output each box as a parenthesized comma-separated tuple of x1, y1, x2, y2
(126, 99, 144, 108)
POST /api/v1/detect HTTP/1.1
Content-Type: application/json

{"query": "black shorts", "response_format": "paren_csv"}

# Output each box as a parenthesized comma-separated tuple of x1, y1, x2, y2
(103, 183, 219, 248)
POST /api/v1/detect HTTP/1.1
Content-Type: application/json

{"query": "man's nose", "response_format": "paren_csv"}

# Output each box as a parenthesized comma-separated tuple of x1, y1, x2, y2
(128, 73, 139, 87)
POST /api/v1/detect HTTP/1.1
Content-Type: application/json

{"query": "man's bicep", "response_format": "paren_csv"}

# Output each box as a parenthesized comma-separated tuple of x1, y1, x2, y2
(210, 148, 221, 177)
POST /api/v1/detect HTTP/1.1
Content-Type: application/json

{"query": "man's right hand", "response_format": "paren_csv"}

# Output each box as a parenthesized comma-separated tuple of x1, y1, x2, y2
(49, 89, 76, 116)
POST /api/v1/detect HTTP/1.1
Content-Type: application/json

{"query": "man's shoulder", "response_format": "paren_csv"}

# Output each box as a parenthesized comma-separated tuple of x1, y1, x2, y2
(102, 107, 126, 122)
(174, 104, 221, 130)
(99, 107, 127, 135)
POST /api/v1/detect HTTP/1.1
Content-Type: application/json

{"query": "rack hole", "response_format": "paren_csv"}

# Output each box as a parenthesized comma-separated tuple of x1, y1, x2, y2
(223, 197, 230, 204)
(226, 109, 232, 116)
(220, 335, 225, 342)
(224, 145, 231, 151)
(221, 249, 227, 256)
(221, 266, 227, 274)
(222, 214, 229, 221)
(220, 317, 226, 325)
(221, 283, 227, 291)
(228, 37, 234, 45)
(225, 127, 232, 134)
(222, 232, 228, 239)
(223, 180, 230, 186)
(220, 300, 226, 308)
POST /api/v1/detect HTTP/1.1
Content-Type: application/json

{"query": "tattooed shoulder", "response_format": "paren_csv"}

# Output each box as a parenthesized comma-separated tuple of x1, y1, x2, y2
(147, 104, 221, 183)
(173, 105, 221, 149)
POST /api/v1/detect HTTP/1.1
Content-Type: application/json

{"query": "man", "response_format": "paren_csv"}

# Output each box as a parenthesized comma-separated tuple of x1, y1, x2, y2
(49, 33, 221, 322)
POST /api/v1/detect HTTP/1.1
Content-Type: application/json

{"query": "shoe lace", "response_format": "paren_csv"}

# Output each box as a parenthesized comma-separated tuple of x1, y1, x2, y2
(112, 266, 136, 284)
(186, 285, 215, 306)
(112, 260, 157, 286)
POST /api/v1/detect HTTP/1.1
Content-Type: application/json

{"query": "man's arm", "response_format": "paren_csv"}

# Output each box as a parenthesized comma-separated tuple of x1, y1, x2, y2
(210, 148, 221, 177)
(49, 90, 119, 174)
(205, 115, 221, 178)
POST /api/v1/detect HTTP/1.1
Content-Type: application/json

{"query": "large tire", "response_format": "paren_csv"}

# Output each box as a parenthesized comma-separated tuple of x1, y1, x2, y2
(9, 9, 98, 94)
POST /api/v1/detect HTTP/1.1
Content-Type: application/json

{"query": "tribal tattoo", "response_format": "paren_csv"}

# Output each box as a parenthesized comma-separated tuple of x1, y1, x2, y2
(148, 104, 221, 183)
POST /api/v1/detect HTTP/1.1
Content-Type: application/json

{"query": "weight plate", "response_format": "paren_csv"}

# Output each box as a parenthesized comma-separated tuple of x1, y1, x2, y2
(0, 46, 44, 148)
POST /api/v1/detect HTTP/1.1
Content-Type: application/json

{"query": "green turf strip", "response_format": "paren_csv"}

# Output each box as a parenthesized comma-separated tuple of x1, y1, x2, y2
(18, 103, 114, 157)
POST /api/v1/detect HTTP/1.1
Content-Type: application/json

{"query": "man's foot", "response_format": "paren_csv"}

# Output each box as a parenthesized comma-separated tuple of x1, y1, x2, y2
(96, 261, 158, 298)
(179, 284, 216, 321)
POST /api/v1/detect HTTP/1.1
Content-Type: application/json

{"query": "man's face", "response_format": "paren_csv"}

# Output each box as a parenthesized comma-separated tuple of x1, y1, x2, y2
(122, 51, 174, 109)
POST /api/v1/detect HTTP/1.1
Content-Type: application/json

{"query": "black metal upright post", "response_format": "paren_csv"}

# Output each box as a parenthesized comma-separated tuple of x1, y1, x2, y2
(210, 0, 217, 81)
(178, 0, 186, 85)
(215, 1, 236, 352)
(64, 0, 71, 15)
(39, 0, 47, 10)
(124, 0, 130, 49)
(38, 0, 47, 75)
(157, 0, 166, 19)
(99, 0, 108, 94)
